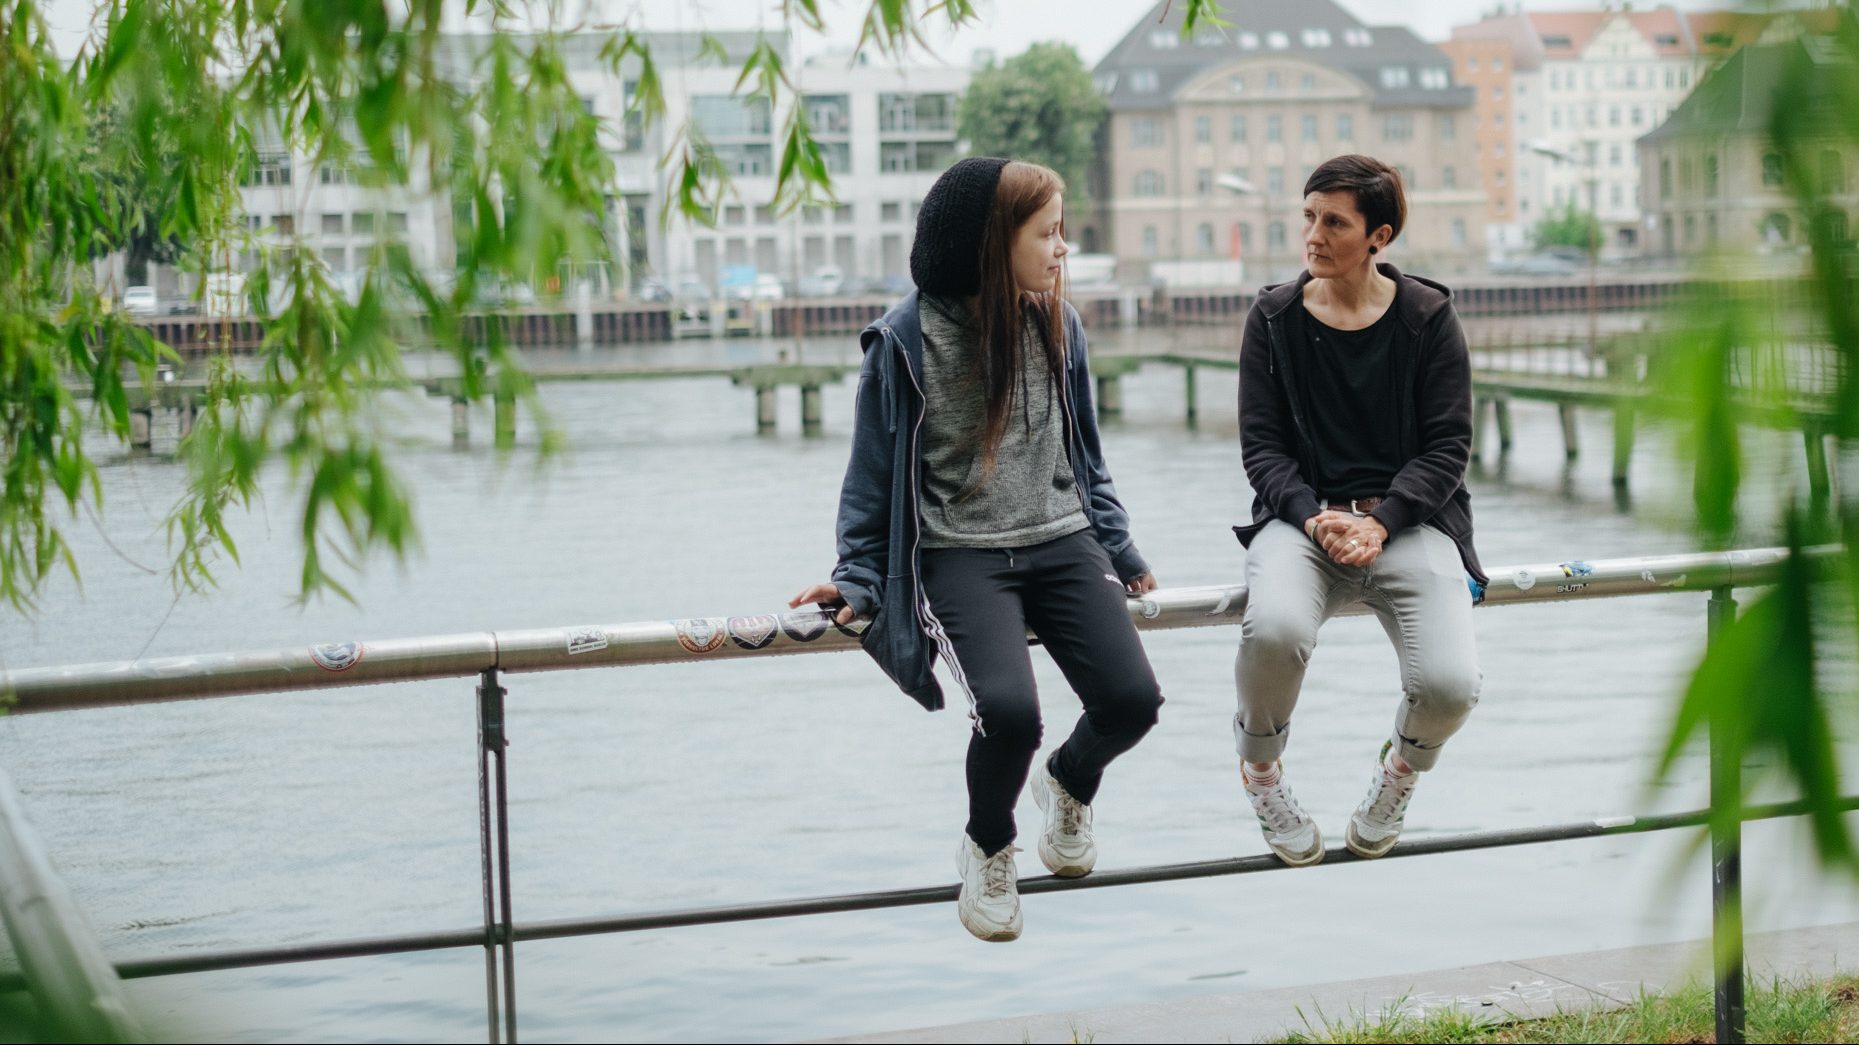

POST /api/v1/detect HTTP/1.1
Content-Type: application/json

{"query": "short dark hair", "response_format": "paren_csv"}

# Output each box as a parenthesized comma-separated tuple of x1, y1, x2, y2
(1303, 154, 1406, 245)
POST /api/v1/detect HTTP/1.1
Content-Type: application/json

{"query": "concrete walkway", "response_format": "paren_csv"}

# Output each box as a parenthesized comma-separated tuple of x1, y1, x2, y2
(823, 921, 1859, 1044)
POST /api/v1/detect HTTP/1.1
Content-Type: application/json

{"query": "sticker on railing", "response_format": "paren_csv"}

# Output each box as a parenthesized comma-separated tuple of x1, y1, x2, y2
(778, 611, 831, 642)
(309, 642, 364, 672)
(565, 627, 609, 656)
(1558, 561, 1595, 578)
(674, 618, 727, 654)
(1512, 568, 1536, 591)
(728, 615, 778, 650)
(1140, 598, 1161, 619)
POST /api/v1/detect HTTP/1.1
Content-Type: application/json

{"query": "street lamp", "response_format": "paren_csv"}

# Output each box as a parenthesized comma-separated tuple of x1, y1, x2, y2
(1526, 138, 1600, 358)
(1216, 172, 1268, 286)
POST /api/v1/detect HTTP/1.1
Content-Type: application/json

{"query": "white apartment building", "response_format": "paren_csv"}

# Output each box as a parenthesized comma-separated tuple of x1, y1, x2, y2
(650, 47, 972, 296)
(1450, 7, 1779, 260)
(236, 144, 453, 286)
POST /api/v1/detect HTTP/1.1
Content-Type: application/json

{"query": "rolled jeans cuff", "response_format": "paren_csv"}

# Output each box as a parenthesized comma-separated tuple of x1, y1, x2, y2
(1233, 714, 1289, 765)
(1394, 734, 1445, 772)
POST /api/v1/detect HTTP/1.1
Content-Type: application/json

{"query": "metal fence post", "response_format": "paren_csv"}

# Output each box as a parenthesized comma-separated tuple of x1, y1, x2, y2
(1707, 586, 1745, 1044)
(477, 668, 517, 1043)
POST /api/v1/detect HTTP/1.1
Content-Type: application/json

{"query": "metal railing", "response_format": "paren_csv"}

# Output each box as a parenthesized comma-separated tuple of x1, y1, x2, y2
(0, 545, 1831, 1043)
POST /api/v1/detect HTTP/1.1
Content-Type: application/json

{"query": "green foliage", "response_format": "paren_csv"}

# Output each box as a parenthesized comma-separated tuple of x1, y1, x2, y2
(956, 43, 1105, 207)
(1650, 12, 1859, 874)
(1530, 201, 1599, 256)
(1279, 973, 1859, 1042)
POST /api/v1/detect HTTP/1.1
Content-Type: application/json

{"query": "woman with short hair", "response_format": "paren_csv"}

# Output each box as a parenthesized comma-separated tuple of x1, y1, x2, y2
(1232, 153, 1487, 866)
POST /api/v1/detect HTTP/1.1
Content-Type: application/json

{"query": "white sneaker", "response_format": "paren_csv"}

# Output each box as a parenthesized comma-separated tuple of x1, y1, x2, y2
(1032, 759, 1097, 877)
(1244, 762, 1324, 866)
(1347, 744, 1418, 859)
(955, 836, 1023, 942)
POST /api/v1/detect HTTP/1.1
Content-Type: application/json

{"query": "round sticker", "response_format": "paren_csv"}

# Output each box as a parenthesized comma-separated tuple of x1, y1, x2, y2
(1512, 569, 1536, 592)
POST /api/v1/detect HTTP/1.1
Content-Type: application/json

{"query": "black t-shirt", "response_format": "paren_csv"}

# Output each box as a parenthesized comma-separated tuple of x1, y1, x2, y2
(1299, 293, 1406, 500)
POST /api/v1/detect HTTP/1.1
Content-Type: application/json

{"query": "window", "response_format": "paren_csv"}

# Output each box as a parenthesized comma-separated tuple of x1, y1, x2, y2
(881, 202, 901, 222)
(1149, 29, 1178, 49)
(1230, 114, 1247, 142)
(1467, 57, 1479, 72)
(1266, 71, 1281, 92)
(1228, 75, 1247, 95)
(1129, 69, 1159, 93)
(1821, 149, 1846, 193)
(1439, 114, 1455, 141)
(1451, 219, 1467, 247)
(1336, 113, 1353, 141)
(693, 95, 773, 138)
(1419, 68, 1450, 89)
(273, 214, 295, 235)
(1442, 166, 1456, 189)
(1300, 28, 1332, 47)
(352, 212, 374, 235)
(1301, 73, 1317, 92)
(1380, 66, 1411, 89)
(1705, 155, 1719, 196)
(245, 153, 293, 187)
(1197, 168, 1214, 196)
(1490, 84, 1504, 100)
(1660, 158, 1673, 199)
(804, 94, 851, 134)
(1238, 31, 1260, 50)
(1141, 226, 1158, 257)
(879, 140, 956, 173)
(1493, 57, 1504, 71)
(878, 92, 954, 133)
(1301, 115, 1318, 142)
(1344, 28, 1373, 47)
(1197, 223, 1216, 255)
(1760, 212, 1791, 243)
(1609, 143, 1622, 167)
(321, 213, 344, 236)
(1239, 222, 1253, 248)
(1552, 108, 1562, 128)
(1609, 106, 1621, 127)
(1586, 105, 1597, 128)
(834, 204, 854, 224)
(1266, 115, 1282, 142)
(716, 143, 774, 175)
(725, 205, 747, 226)
(1266, 31, 1289, 49)
(1268, 221, 1287, 247)
(1763, 151, 1784, 187)
(1680, 157, 1693, 192)
(1132, 118, 1164, 147)
(1633, 106, 1644, 126)
(1611, 184, 1623, 207)
(1135, 170, 1164, 196)
(1382, 114, 1413, 141)
(1194, 116, 1211, 144)
(388, 212, 408, 234)
(1268, 167, 1284, 194)
(819, 141, 850, 175)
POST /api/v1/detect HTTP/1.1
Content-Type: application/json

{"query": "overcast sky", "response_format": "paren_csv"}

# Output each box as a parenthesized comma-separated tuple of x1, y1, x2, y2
(40, 0, 1783, 62)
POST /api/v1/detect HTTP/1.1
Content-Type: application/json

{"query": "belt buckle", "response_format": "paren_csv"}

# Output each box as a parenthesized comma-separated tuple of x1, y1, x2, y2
(1347, 499, 1369, 518)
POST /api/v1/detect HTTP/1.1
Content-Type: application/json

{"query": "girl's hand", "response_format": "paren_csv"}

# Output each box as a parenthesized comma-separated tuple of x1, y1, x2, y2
(789, 582, 858, 625)
(1124, 571, 1158, 596)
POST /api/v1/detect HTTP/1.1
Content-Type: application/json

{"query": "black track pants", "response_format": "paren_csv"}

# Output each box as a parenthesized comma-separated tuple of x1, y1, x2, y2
(919, 529, 1164, 857)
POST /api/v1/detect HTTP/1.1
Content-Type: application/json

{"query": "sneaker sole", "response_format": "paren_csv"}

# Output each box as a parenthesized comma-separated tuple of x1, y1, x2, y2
(1344, 821, 1399, 859)
(958, 908, 1023, 942)
(1266, 822, 1326, 867)
(1033, 766, 1096, 878)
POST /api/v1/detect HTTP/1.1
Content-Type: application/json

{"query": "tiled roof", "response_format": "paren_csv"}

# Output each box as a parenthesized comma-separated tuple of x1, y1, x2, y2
(1093, 0, 1472, 110)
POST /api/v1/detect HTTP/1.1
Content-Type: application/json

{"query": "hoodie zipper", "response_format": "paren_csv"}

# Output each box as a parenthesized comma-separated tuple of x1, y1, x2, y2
(882, 322, 931, 634)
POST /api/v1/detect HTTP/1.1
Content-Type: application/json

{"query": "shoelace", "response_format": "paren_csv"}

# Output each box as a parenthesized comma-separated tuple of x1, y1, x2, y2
(981, 846, 1019, 899)
(1054, 792, 1089, 837)
(1363, 771, 1416, 826)
(1250, 783, 1309, 835)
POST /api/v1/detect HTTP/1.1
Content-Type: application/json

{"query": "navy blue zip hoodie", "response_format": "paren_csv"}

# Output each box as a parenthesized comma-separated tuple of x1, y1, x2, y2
(830, 292, 1151, 711)
(1233, 262, 1487, 585)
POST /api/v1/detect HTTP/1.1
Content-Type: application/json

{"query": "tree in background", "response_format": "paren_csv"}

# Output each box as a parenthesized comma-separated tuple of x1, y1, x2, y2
(1531, 201, 1600, 257)
(956, 43, 1105, 207)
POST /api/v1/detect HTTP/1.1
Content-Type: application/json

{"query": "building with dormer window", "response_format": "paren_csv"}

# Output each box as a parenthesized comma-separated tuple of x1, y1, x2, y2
(1088, 0, 1484, 286)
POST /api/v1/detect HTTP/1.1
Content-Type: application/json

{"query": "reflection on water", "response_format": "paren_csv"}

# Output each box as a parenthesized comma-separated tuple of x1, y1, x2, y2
(2, 342, 1853, 1043)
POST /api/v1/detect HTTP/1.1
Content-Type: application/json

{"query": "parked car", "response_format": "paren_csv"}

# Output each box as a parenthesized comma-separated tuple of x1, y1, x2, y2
(121, 286, 159, 316)
(795, 265, 845, 298)
(750, 274, 786, 301)
(634, 277, 671, 303)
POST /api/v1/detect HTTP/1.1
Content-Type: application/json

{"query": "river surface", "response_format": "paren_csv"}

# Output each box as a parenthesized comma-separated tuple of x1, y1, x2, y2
(1, 325, 1855, 1043)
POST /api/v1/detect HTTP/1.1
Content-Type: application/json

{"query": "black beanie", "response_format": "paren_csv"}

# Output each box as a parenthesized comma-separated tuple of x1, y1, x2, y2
(909, 156, 1010, 297)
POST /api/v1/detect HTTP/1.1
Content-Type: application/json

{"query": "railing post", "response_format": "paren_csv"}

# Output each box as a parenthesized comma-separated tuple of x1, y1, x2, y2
(477, 668, 517, 1043)
(1707, 586, 1745, 1045)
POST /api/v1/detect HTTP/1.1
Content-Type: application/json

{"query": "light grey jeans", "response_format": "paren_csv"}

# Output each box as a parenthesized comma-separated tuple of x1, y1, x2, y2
(1234, 518, 1481, 771)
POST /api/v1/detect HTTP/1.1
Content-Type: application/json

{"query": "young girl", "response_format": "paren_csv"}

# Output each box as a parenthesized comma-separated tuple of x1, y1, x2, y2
(790, 158, 1163, 942)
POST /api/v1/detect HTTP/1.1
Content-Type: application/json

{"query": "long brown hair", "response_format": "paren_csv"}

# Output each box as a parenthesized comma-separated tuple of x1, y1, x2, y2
(969, 160, 1070, 483)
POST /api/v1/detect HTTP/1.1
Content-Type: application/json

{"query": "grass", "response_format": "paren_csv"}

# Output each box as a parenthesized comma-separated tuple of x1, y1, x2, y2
(1278, 974, 1859, 1043)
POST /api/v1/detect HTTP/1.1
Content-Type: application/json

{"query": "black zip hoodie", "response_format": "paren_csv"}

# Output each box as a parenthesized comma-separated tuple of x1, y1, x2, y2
(1233, 262, 1487, 585)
